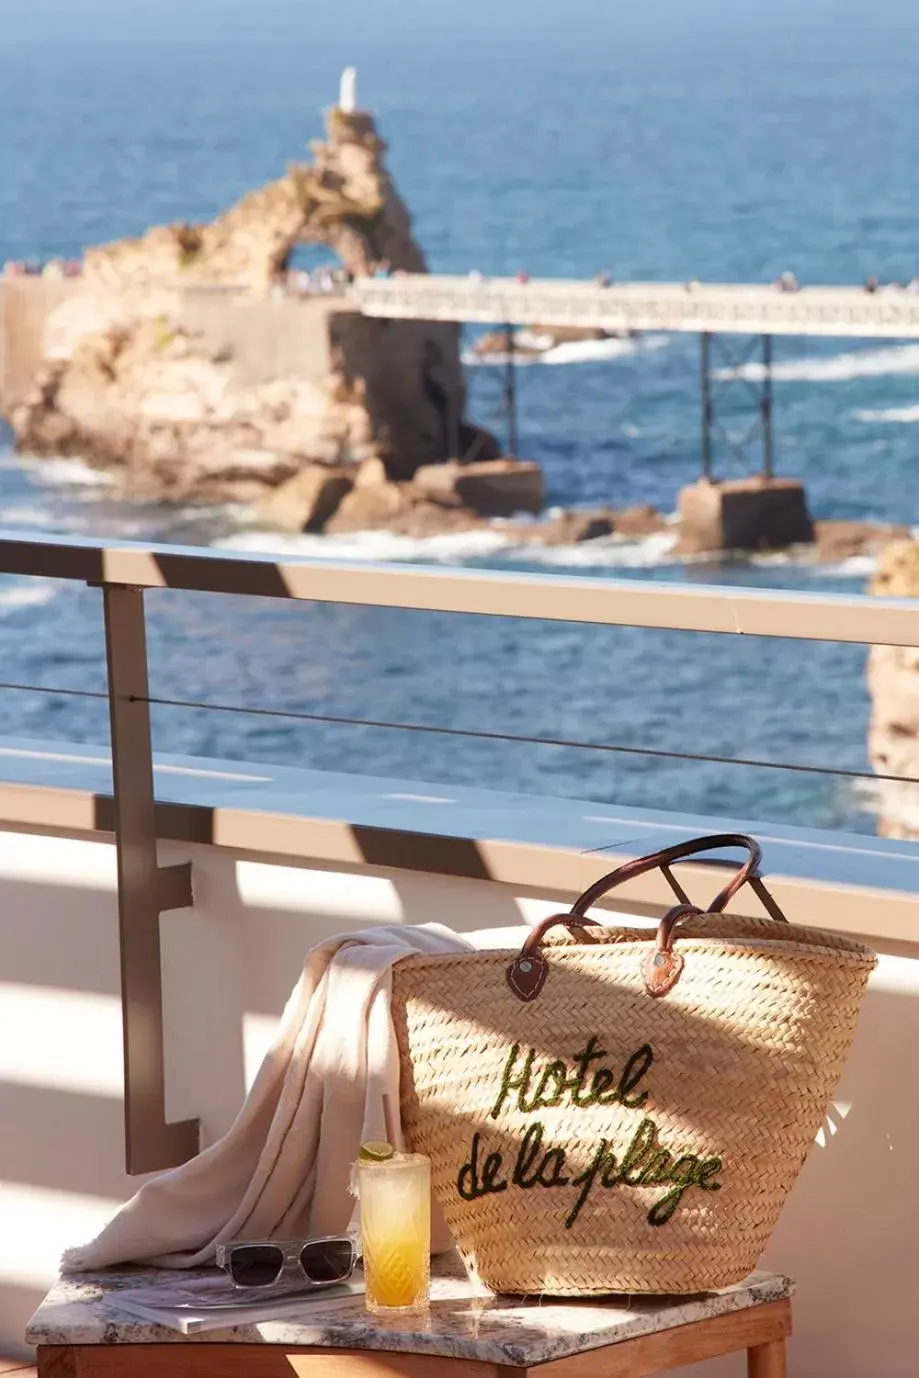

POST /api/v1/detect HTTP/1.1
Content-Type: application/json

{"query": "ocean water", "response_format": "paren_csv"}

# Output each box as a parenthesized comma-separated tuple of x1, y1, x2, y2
(2, 10, 919, 835)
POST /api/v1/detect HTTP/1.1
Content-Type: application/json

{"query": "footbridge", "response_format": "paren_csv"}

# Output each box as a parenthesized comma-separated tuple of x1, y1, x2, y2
(352, 274, 919, 338)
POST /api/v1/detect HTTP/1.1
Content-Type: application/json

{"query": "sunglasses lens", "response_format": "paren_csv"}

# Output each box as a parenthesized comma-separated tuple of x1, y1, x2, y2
(299, 1238, 354, 1283)
(228, 1244, 284, 1287)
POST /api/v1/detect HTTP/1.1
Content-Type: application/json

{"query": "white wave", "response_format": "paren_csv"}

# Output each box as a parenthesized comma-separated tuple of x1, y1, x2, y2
(0, 506, 64, 527)
(0, 504, 123, 534)
(16, 455, 115, 487)
(505, 531, 680, 568)
(715, 343, 919, 383)
(220, 526, 514, 564)
(222, 523, 683, 570)
(543, 335, 670, 366)
(855, 404, 919, 424)
(0, 582, 58, 610)
(747, 550, 795, 567)
(224, 520, 889, 576)
(748, 549, 881, 578)
(463, 334, 669, 368)
(813, 553, 879, 578)
(32, 457, 115, 487)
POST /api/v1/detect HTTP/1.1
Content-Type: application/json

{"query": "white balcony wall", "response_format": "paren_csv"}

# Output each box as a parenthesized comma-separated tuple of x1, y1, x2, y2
(0, 825, 916, 1375)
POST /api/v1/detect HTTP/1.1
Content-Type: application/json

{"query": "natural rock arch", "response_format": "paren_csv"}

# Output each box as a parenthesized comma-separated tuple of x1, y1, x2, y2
(12, 104, 499, 493)
(83, 109, 427, 293)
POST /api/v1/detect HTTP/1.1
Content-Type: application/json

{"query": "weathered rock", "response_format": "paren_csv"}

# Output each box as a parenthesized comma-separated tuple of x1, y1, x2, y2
(324, 479, 407, 533)
(677, 477, 815, 554)
(9, 104, 496, 498)
(414, 458, 543, 516)
(473, 324, 625, 358)
(385, 501, 480, 539)
(537, 324, 615, 344)
(521, 510, 616, 545)
(474, 328, 552, 358)
(353, 455, 390, 488)
(11, 308, 377, 500)
(258, 464, 354, 532)
(83, 110, 425, 292)
(868, 541, 919, 838)
(614, 504, 667, 537)
(870, 540, 919, 596)
(500, 505, 666, 546)
(815, 519, 909, 563)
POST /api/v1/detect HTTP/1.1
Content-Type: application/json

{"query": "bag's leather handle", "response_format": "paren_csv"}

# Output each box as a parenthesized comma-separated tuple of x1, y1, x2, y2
(505, 833, 788, 1003)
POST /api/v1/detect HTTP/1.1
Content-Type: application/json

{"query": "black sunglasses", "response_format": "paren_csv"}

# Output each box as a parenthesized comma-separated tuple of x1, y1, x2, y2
(215, 1235, 356, 1290)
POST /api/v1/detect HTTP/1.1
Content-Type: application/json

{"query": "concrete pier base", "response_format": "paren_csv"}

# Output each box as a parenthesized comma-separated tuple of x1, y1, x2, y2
(678, 476, 815, 554)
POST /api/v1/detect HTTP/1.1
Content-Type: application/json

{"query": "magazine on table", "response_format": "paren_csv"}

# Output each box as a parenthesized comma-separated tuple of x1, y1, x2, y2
(106, 1273, 364, 1335)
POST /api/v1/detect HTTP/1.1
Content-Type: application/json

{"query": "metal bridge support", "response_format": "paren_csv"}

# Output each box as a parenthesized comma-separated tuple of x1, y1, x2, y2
(685, 331, 813, 553)
(698, 331, 778, 481)
(761, 333, 774, 481)
(504, 322, 519, 457)
(701, 331, 713, 480)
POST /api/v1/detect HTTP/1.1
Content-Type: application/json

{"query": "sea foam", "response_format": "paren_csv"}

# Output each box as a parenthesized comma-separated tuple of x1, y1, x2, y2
(715, 342, 919, 383)
(462, 334, 670, 368)
(854, 405, 919, 424)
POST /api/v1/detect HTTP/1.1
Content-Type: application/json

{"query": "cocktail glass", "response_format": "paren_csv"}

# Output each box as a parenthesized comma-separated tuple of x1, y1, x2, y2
(357, 1153, 430, 1314)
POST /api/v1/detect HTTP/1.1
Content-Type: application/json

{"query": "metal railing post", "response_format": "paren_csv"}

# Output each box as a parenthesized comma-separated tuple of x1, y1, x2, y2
(102, 584, 199, 1175)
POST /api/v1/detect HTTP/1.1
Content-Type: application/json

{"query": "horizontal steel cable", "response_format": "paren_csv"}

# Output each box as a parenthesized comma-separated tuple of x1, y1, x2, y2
(0, 679, 915, 788)
(0, 680, 108, 700)
(129, 691, 917, 788)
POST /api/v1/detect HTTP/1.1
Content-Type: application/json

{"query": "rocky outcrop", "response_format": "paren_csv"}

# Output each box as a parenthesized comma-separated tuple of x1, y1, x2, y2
(11, 305, 368, 500)
(868, 541, 919, 838)
(258, 456, 541, 535)
(473, 325, 630, 359)
(413, 459, 543, 516)
(815, 520, 909, 563)
(256, 456, 668, 547)
(9, 105, 496, 498)
(83, 109, 424, 292)
(257, 464, 355, 533)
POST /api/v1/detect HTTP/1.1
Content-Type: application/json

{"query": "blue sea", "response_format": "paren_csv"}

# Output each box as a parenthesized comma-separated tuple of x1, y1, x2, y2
(2, 2, 919, 834)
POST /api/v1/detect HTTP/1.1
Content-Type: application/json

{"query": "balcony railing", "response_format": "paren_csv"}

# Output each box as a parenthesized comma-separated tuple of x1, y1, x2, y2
(1, 528, 917, 1176)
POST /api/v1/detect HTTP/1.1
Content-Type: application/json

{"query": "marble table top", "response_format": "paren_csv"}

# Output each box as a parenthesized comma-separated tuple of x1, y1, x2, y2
(27, 1256, 793, 1369)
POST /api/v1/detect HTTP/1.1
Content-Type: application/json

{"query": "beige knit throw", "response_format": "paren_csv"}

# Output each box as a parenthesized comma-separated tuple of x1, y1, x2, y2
(62, 923, 473, 1271)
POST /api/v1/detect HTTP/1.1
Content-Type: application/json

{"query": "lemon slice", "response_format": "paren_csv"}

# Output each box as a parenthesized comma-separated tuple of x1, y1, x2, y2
(359, 1139, 395, 1162)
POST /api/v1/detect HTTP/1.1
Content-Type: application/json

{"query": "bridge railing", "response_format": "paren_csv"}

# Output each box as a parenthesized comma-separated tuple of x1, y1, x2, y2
(1, 528, 918, 1174)
(352, 273, 919, 336)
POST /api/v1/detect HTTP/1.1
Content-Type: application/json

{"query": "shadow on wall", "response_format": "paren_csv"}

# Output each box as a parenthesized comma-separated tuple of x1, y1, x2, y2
(760, 964, 919, 1377)
(0, 830, 535, 1354)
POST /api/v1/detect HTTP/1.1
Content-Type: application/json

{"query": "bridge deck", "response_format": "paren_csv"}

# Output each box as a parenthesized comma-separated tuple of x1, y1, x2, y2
(352, 274, 919, 337)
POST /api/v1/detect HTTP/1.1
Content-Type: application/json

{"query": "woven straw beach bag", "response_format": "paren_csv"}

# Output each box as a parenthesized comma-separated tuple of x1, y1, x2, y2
(391, 833, 876, 1295)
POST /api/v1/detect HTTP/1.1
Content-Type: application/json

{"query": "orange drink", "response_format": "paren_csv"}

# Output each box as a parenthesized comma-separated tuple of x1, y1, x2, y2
(357, 1149, 430, 1314)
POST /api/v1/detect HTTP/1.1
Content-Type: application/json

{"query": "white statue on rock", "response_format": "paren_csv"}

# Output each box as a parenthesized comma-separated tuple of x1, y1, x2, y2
(339, 67, 357, 113)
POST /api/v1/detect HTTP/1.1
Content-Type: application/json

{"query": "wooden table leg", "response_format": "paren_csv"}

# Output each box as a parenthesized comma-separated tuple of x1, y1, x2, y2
(747, 1337, 787, 1378)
